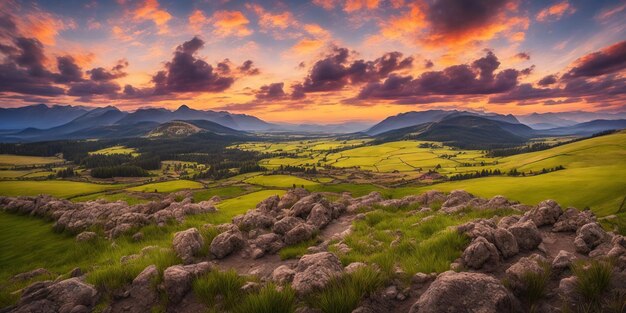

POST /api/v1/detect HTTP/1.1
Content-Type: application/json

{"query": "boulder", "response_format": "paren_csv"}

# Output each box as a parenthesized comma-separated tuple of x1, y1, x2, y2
(172, 228, 204, 264)
(292, 252, 343, 294)
(409, 271, 519, 313)
(552, 250, 576, 271)
(14, 278, 98, 313)
(256, 195, 280, 212)
(239, 210, 276, 230)
(110, 265, 159, 313)
(306, 203, 333, 229)
(505, 254, 547, 295)
(250, 233, 284, 258)
(345, 262, 368, 274)
(277, 188, 309, 210)
(210, 228, 245, 259)
(162, 265, 192, 304)
(273, 216, 305, 235)
(493, 228, 519, 259)
(457, 219, 496, 243)
(272, 265, 296, 285)
(284, 223, 315, 246)
(290, 194, 326, 218)
(528, 200, 562, 227)
(574, 223, 608, 254)
(462, 236, 500, 271)
(75, 231, 97, 242)
(497, 215, 520, 229)
(508, 220, 542, 251)
(552, 208, 594, 232)
(441, 190, 474, 213)
(11, 268, 51, 281)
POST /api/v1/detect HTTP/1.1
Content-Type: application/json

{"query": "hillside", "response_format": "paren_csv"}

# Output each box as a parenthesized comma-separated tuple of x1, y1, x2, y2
(147, 120, 243, 138)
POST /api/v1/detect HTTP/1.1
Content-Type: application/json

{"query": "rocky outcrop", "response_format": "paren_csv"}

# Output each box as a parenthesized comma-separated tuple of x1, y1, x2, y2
(210, 226, 244, 259)
(508, 220, 542, 251)
(493, 227, 519, 259)
(271, 265, 296, 285)
(409, 271, 520, 313)
(172, 228, 204, 264)
(109, 265, 160, 313)
(284, 223, 316, 245)
(162, 262, 212, 304)
(292, 252, 343, 294)
(574, 222, 609, 254)
(527, 200, 562, 227)
(552, 208, 594, 232)
(12, 278, 98, 313)
(505, 254, 547, 295)
(462, 236, 499, 271)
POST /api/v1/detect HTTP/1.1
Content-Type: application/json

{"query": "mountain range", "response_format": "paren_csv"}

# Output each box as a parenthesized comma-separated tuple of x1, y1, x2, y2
(0, 104, 625, 143)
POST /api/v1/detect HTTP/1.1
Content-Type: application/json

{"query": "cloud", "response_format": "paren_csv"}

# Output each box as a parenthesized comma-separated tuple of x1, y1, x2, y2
(312, 0, 337, 10)
(380, 0, 528, 49)
(55, 56, 84, 83)
(291, 38, 326, 55)
(67, 81, 120, 97)
(87, 60, 128, 81)
(238, 60, 260, 76)
(132, 0, 172, 34)
(299, 47, 413, 93)
(188, 9, 208, 32)
(15, 9, 74, 46)
(112, 26, 133, 42)
(515, 52, 530, 61)
(356, 51, 520, 101)
(246, 4, 300, 39)
(255, 82, 287, 100)
(536, 1, 576, 22)
(344, 0, 380, 12)
(595, 2, 626, 21)
(211, 10, 253, 38)
(563, 40, 626, 78)
(538, 74, 558, 86)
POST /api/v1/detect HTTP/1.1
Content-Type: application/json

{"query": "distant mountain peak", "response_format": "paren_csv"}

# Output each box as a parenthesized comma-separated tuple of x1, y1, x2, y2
(176, 104, 192, 111)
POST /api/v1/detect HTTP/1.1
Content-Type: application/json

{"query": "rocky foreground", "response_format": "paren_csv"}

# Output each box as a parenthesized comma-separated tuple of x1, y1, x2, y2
(2, 189, 626, 313)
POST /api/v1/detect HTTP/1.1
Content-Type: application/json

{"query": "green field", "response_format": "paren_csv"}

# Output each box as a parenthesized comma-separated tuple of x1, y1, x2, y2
(126, 180, 204, 193)
(0, 154, 64, 169)
(0, 180, 123, 198)
(89, 145, 139, 157)
(244, 174, 319, 188)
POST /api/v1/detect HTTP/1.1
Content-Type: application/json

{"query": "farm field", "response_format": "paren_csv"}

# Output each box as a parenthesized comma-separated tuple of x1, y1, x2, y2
(0, 180, 124, 198)
(0, 154, 64, 169)
(89, 145, 139, 157)
(126, 179, 204, 193)
(244, 174, 320, 188)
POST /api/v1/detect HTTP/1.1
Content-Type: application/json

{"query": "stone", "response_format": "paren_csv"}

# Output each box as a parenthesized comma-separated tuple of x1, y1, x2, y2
(210, 228, 245, 259)
(11, 268, 51, 281)
(574, 223, 608, 254)
(272, 265, 296, 285)
(162, 265, 192, 304)
(552, 250, 576, 271)
(284, 223, 315, 246)
(172, 228, 204, 264)
(493, 227, 519, 259)
(528, 200, 562, 227)
(462, 236, 500, 271)
(409, 271, 519, 313)
(292, 252, 343, 294)
(239, 210, 276, 230)
(273, 216, 305, 235)
(75, 231, 97, 242)
(508, 220, 542, 251)
(505, 254, 547, 295)
(250, 233, 284, 258)
(307, 203, 333, 229)
(552, 208, 594, 232)
(345, 262, 367, 274)
(13, 278, 98, 313)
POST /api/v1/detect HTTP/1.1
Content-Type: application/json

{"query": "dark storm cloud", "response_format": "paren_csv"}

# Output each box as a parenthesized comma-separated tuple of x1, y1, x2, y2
(564, 40, 626, 78)
(538, 74, 557, 86)
(88, 60, 128, 81)
(356, 51, 519, 100)
(300, 47, 413, 93)
(152, 36, 235, 94)
(255, 82, 286, 100)
(425, 0, 513, 38)
(54, 56, 84, 83)
(238, 60, 260, 75)
(0, 62, 65, 96)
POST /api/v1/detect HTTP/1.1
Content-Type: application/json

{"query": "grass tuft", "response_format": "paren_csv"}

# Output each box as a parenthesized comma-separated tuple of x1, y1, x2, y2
(232, 284, 296, 313)
(279, 238, 319, 260)
(192, 269, 246, 310)
(572, 258, 613, 306)
(519, 261, 552, 310)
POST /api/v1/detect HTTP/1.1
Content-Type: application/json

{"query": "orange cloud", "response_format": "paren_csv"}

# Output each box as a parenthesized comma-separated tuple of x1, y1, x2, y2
(211, 10, 253, 38)
(247, 4, 298, 32)
(313, 0, 337, 10)
(536, 1, 576, 22)
(133, 0, 172, 34)
(344, 0, 380, 12)
(112, 26, 133, 41)
(188, 9, 208, 32)
(595, 2, 626, 21)
(291, 38, 326, 55)
(304, 24, 330, 38)
(17, 11, 74, 46)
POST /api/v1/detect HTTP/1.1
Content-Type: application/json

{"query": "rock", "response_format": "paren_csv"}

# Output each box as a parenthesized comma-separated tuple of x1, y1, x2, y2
(457, 219, 496, 243)
(498, 215, 520, 229)
(132, 232, 144, 242)
(345, 262, 367, 274)
(241, 281, 261, 293)
(14, 278, 98, 313)
(505, 254, 547, 295)
(528, 200, 562, 227)
(462, 236, 500, 271)
(508, 220, 542, 251)
(290, 194, 326, 218)
(558, 276, 578, 303)
(256, 195, 280, 212)
(574, 223, 608, 254)
(111, 265, 159, 313)
(552, 208, 594, 232)
(69, 267, 83, 278)
(210, 228, 244, 259)
(172, 228, 204, 264)
(250, 233, 284, 258)
(383, 285, 398, 300)
(441, 190, 474, 213)
(278, 188, 309, 210)
(307, 203, 333, 229)
(272, 265, 296, 285)
(239, 210, 276, 230)
(284, 223, 315, 246)
(409, 271, 519, 313)
(411, 273, 435, 287)
(162, 265, 192, 304)
(273, 216, 305, 235)
(75, 231, 97, 242)
(292, 252, 343, 294)
(552, 250, 576, 271)
(11, 268, 51, 281)
(493, 228, 519, 259)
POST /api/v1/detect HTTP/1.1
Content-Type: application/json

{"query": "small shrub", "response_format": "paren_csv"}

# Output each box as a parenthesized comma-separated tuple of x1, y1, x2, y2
(572, 259, 613, 305)
(306, 266, 385, 313)
(192, 269, 246, 310)
(233, 284, 296, 313)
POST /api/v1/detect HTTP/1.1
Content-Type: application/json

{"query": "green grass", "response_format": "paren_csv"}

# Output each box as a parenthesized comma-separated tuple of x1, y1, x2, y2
(306, 266, 385, 313)
(279, 238, 320, 260)
(89, 145, 139, 157)
(518, 261, 552, 310)
(72, 192, 151, 205)
(0, 180, 123, 198)
(0, 154, 64, 168)
(126, 180, 204, 193)
(233, 284, 296, 313)
(244, 174, 319, 188)
(572, 259, 613, 306)
(193, 269, 246, 309)
(192, 185, 252, 202)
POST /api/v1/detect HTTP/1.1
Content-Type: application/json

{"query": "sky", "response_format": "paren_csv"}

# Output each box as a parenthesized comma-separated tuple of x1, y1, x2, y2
(0, 0, 625, 123)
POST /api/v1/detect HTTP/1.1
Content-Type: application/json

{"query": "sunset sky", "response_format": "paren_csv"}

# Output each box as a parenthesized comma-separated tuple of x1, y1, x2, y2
(0, 0, 625, 122)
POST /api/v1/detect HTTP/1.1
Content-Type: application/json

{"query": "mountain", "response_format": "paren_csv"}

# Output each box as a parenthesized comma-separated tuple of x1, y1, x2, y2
(117, 105, 276, 131)
(274, 121, 375, 133)
(0, 104, 90, 130)
(375, 115, 535, 148)
(366, 110, 520, 135)
(538, 119, 626, 136)
(148, 120, 244, 138)
(517, 111, 626, 129)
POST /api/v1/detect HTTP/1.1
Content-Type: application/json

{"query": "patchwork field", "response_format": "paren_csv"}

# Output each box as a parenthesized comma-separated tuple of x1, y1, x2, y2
(126, 179, 205, 193)
(0, 180, 124, 198)
(0, 154, 64, 169)
(89, 145, 139, 157)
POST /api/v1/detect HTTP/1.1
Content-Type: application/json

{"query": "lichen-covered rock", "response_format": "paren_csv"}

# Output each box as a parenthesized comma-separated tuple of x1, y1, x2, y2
(508, 220, 542, 251)
(462, 236, 500, 271)
(493, 227, 519, 259)
(272, 265, 296, 285)
(552, 250, 576, 271)
(292, 252, 343, 294)
(13, 278, 98, 313)
(409, 271, 520, 313)
(284, 223, 315, 246)
(239, 210, 276, 230)
(440, 190, 474, 213)
(172, 228, 204, 264)
(528, 199, 562, 227)
(552, 208, 594, 232)
(505, 254, 547, 295)
(256, 195, 280, 212)
(290, 194, 326, 218)
(277, 188, 309, 210)
(457, 219, 496, 243)
(574, 222, 608, 254)
(273, 216, 305, 235)
(250, 233, 284, 258)
(210, 228, 245, 259)
(162, 262, 212, 304)
(306, 203, 333, 229)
